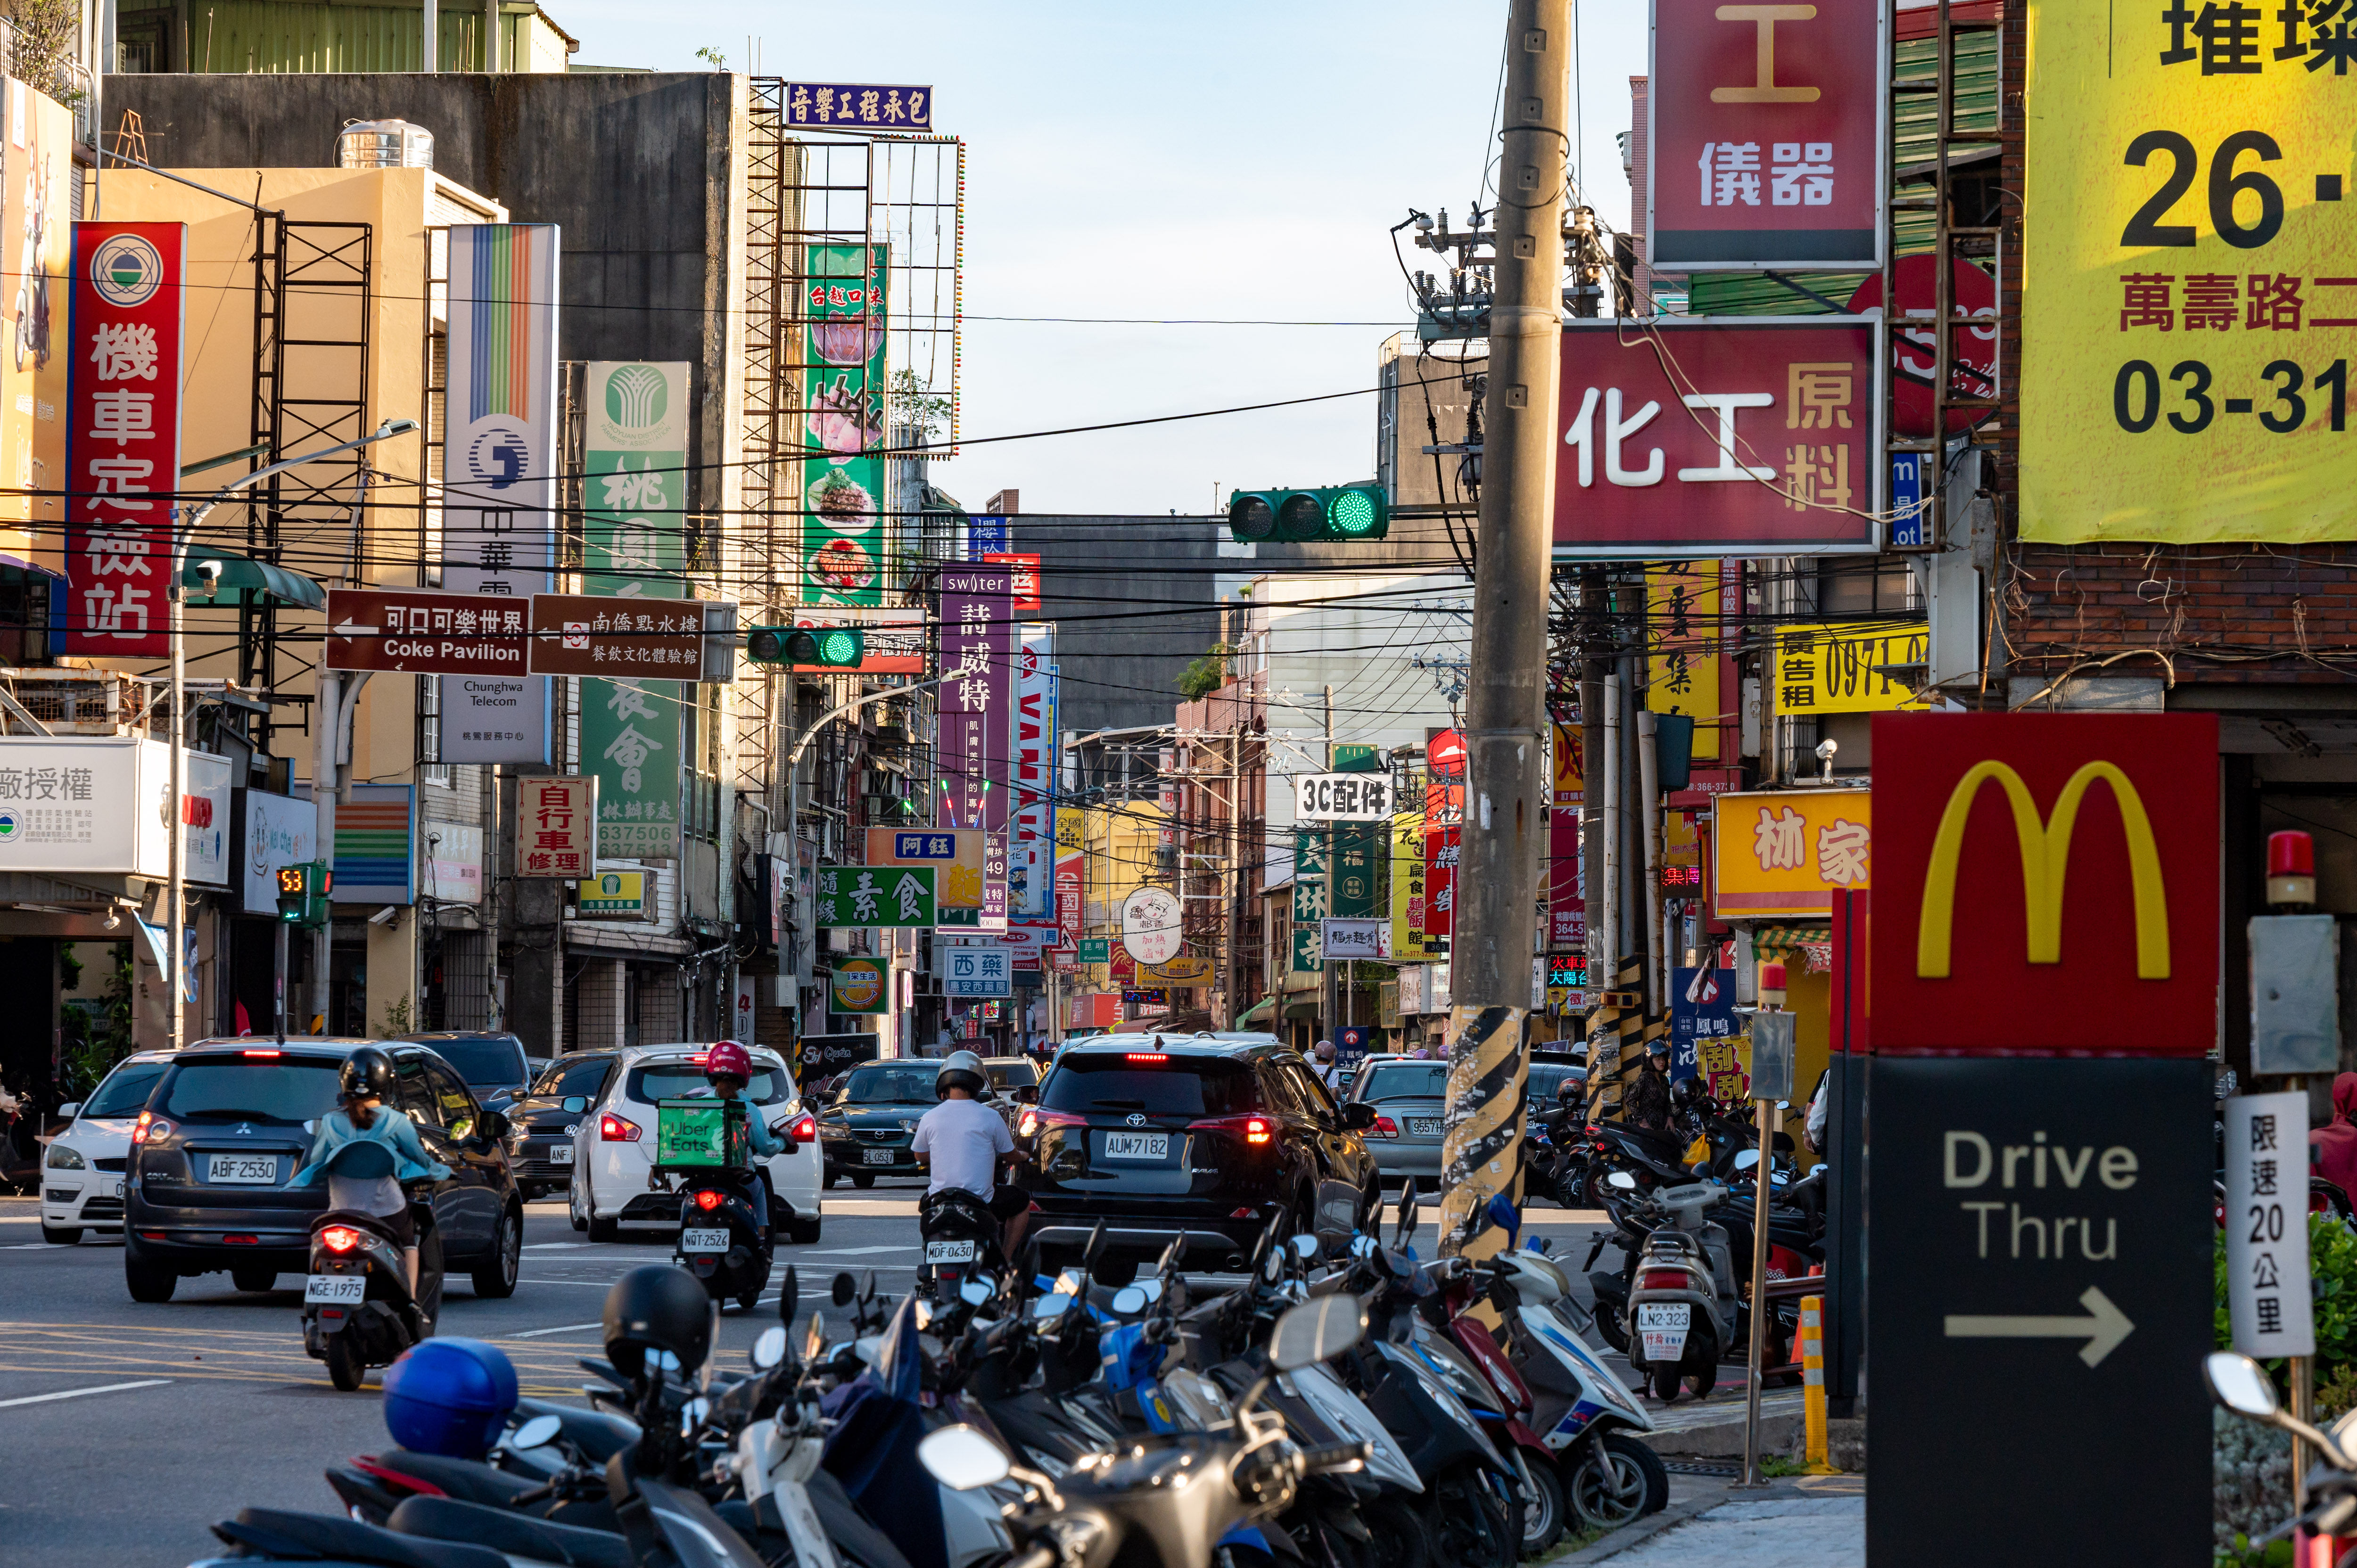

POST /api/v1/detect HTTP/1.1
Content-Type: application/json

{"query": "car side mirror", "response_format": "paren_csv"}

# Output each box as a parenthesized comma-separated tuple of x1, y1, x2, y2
(1014, 1085, 1038, 1105)
(480, 1110, 511, 1142)
(57, 1102, 81, 1120)
(1340, 1102, 1376, 1131)
(561, 1096, 587, 1114)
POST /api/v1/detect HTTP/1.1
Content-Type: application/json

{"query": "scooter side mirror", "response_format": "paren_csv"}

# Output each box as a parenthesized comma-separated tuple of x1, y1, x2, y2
(751, 1327, 788, 1370)
(778, 1264, 799, 1326)
(511, 1413, 562, 1450)
(918, 1424, 1014, 1491)
(831, 1271, 857, 1307)
(1732, 1149, 1761, 1172)
(1607, 1171, 1638, 1191)
(960, 1279, 993, 1306)
(1395, 1181, 1420, 1247)
(2206, 1351, 2282, 1419)
(1291, 1233, 1319, 1261)
(1269, 1292, 1368, 1371)
(1111, 1285, 1148, 1314)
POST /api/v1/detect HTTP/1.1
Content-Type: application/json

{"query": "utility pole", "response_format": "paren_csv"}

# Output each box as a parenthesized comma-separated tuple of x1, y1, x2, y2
(1440, 0, 1570, 1259)
(1323, 684, 1335, 1047)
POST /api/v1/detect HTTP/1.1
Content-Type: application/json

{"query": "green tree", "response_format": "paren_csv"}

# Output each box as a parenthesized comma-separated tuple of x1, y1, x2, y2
(1178, 643, 1234, 700)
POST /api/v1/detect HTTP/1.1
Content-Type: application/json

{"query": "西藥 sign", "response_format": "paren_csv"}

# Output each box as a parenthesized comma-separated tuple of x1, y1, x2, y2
(1869, 712, 2219, 1055)
(67, 221, 183, 658)
(1648, 0, 1887, 270)
(2021, 1, 2357, 544)
(942, 945, 1012, 998)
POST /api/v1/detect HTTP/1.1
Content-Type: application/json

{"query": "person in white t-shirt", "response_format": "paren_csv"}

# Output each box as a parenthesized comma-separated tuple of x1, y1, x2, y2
(912, 1050, 1028, 1254)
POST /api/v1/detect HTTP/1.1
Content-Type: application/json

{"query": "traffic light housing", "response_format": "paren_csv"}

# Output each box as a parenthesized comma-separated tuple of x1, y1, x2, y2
(276, 861, 332, 928)
(746, 625, 864, 667)
(1226, 484, 1389, 544)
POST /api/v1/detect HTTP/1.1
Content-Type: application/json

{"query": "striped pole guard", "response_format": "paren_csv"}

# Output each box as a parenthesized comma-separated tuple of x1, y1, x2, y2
(1439, 1002, 1528, 1258)
(1801, 1290, 1836, 1473)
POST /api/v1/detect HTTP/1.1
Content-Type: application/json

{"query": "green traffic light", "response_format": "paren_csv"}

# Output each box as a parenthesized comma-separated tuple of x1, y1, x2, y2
(1327, 488, 1378, 537)
(819, 629, 860, 664)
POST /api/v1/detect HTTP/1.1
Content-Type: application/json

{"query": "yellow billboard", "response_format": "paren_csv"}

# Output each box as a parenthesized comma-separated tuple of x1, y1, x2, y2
(1390, 813, 1430, 963)
(1712, 788, 1871, 919)
(1646, 563, 1722, 760)
(2021, 3, 2357, 543)
(1771, 620, 1928, 716)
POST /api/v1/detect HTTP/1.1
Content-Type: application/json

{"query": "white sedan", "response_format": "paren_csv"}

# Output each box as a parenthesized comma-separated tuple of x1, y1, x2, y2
(567, 1043, 822, 1245)
(40, 1051, 174, 1244)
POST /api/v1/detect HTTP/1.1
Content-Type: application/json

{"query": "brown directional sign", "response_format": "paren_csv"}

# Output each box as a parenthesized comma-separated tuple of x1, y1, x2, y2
(325, 588, 528, 675)
(526, 593, 709, 678)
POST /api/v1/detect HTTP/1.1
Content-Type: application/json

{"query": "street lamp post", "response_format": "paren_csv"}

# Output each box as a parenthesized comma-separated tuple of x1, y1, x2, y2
(166, 417, 419, 1051)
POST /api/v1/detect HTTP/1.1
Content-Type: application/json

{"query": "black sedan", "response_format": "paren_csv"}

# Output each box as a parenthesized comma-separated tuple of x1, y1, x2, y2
(816, 1061, 948, 1188)
(499, 1051, 620, 1200)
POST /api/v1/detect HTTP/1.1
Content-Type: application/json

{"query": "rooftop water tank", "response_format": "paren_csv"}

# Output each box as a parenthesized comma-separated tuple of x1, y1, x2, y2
(337, 119, 434, 171)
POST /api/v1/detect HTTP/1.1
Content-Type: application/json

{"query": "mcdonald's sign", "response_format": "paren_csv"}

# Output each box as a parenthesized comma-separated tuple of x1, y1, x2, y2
(1871, 712, 2217, 1056)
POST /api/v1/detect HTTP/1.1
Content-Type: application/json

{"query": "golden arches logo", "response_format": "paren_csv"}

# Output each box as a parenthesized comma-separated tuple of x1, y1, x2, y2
(1916, 760, 2170, 981)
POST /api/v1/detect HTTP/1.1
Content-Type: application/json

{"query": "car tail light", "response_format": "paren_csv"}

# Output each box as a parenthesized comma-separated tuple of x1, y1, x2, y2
(321, 1226, 363, 1253)
(689, 1052, 710, 1066)
(1020, 1108, 1085, 1141)
(1640, 1269, 1691, 1292)
(2316, 1190, 2335, 1216)
(786, 1111, 818, 1144)
(1194, 1114, 1275, 1146)
(694, 1190, 723, 1212)
(139, 1230, 165, 1241)
(223, 1234, 259, 1246)
(243, 1049, 281, 1058)
(133, 1112, 172, 1145)
(1371, 1115, 1400, 1139)
(601, 1113, 641, 1141)
(1125, 1053, 1168, 1062)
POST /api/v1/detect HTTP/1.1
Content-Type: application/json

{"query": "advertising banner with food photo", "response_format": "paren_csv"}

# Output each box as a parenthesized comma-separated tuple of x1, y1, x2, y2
(802, 243, 888, 605)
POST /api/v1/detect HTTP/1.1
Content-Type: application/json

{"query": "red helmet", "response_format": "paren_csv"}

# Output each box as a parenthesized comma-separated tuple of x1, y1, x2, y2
(703, 1041, 752, 1083)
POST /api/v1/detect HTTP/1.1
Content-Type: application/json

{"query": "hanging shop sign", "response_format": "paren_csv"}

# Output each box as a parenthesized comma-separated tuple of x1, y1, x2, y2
(1647, 563, 1725, 758)
(986, 553, 1042, 616)
(1647, 0, 1887, 271)
(583, 361, 689, 598)
(830, 958, 889, 1014)
(424, 822, 484, 906)
(583, 677, 682, 862)
(943, 945, 1012, 999)
(938, 566, 1014, 834)
(1556, 319, 1881, 558)
(514, 776, 593, 880)
(1055, 806, 1085, 952)
(66, 220, 183, 659)
(818, 865, 937, 928)
(1011, 625, 1055, 919)
(1770, 618, 1930, 717)
(1869, 711, 2220, 1056)
(779, 82, 932, 132)
(1333, 824, 1380, 916)
(1121, 886, 1183, 968)
(1424, 826, 1460, 939)
(802, 243, 889, 605)
(1146, 954, 1214, 984)
(1294, 772, 1395, 822)
(4, 83, 71, 546)
(0, 737, 224, 881)
(866, 827, 984, 908)
(575, 869, 650, 920)
(1320, 919, 1390, 961)
(1391, 813, 1432, 964)
(1711, 788, 1871, 919)
(2020, 2, 2357, 545)
(1846, 255, 2002, 438)
(236, 787, 315, 914)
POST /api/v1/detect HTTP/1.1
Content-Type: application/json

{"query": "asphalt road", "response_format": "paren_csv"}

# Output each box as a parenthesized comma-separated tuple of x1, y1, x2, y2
(0, 1184, 935, 1568)
(0, 1183, 1731, 1568)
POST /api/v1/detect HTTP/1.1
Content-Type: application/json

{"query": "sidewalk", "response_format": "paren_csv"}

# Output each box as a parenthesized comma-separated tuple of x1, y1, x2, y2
(1555, 1477, 1864, 1567)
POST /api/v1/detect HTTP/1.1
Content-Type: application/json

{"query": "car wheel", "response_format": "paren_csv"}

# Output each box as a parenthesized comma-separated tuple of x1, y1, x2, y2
(569, 1172, 589, 1233)
(325, 1333, 365, 1391)
(822, 1167, 838, 1191)
(125, 1256, 176, 1303)
(471, 1208, 521, 1297)
(41, 1223, 81, 1245)
(231, 1266, 276, 1293)
(789, 1216, 821, 1246)
(588, 1207, 620, 1244)
(850, 1172, 874, 1190)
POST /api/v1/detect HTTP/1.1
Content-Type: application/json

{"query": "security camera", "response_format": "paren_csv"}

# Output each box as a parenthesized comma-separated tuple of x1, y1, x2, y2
(368, 906, 400, 927)
(1815, 739, 1839, 760)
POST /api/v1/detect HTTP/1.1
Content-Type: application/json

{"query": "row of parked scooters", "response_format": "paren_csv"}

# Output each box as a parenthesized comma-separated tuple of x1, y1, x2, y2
(194, 1189, 1669, 1568)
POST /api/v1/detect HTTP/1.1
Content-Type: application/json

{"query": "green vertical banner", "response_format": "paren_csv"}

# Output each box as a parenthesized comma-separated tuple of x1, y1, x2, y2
(584, 361, 690, 598)
(1292, 830, 1326, 972)
(582, 676, 682, 862)
(802, 244, 889, 606)
(1333, 825, 1379, 918)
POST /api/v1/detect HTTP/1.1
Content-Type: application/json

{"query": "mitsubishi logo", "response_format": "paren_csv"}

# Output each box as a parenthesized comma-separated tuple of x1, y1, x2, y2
(1126, 1113, 1148, 1127)
(234, 1125, 254, 1136)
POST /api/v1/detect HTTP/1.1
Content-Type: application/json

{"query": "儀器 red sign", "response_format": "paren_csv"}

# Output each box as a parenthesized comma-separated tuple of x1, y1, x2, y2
(1555, 319, 1880, 558)
(67, 222, 186, 657)
(1869, 713, 2219, 1057)
(1647, 0, 1886, 270)
(326, 588, 528, 674)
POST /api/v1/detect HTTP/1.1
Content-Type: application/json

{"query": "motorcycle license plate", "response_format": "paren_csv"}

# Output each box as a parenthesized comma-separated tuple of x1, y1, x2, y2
(206, 1154, 279, 1184)
(305, 1273, 365, 1305)
(924, 1240, 978, 1264)
(1102, 1132, 1167, 1160)
(550, 1145, 574, 1165)
(1637, 1302, 1691, 1363)
(862, 1149, 895, 1166)
(1406, 1118, 1442, 1137)
(680, 1228, 731, 1254)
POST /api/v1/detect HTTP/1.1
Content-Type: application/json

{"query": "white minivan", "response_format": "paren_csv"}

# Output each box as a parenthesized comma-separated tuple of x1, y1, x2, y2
(566, 1043, 821, 1245)
(40, 1051, 174, 1244)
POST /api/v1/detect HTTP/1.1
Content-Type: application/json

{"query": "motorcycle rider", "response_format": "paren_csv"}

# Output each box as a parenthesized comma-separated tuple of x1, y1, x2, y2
(1312, 1039, 1343, 1094)
(912, 1049, 1028, 1255)
(699, 1041, 783, 1245)
(291, 1047, 450, 1297)
(1623, 1039, 1673, 1134)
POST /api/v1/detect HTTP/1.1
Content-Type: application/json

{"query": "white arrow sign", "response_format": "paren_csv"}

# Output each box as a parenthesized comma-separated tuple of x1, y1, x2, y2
(1944, 1285, 2135, 1368)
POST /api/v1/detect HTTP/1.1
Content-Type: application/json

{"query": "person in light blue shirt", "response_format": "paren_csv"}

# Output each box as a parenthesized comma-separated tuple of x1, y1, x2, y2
(290, 1046, 450, 1295)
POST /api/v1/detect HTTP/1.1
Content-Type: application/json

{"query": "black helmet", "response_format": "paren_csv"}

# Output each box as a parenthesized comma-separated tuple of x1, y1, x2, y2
(602, 1264, 714, 1381)
(340, 1046, 395, 1102)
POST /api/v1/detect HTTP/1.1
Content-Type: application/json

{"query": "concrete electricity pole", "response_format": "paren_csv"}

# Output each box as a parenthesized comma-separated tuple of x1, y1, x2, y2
(1440, 0, 1570, 1258)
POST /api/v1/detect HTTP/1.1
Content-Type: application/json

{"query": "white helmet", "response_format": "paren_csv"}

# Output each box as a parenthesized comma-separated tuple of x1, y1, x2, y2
(936, 1049, 987, 1098)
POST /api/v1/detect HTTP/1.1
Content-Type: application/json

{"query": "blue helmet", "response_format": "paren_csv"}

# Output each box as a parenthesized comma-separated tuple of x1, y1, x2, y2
(382, 1338, 519, 1458)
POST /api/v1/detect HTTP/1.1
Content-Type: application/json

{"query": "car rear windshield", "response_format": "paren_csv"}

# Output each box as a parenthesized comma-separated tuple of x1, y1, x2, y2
(840, 1065, 939, 1105)
(626, 1062, 791, 1107)
(1529, 1063, 1584, 1103)
(986, 1061, 1038, 1089)
(155, 1057, 346, 1124)
(82, 1062, 167, 1119)
(1040, 1054, 1260, 1117)
(533, 1056, 614, 1099)
(1354, 1063, 1450, 1101)
(428, 1037, 527, 1088)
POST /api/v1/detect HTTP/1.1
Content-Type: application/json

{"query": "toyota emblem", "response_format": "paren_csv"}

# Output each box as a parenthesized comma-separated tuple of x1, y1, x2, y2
(1126, 1113, 1147, 1126)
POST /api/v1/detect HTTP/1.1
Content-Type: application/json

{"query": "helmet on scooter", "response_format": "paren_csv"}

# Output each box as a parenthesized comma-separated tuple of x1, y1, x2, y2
(381, 1338, 519, 1459)
(340, 1045, 396, 1103)
(602, 1264, 715, 1381)
(703, 1041, 752, 1086)
(936, 1049, 986, 1098)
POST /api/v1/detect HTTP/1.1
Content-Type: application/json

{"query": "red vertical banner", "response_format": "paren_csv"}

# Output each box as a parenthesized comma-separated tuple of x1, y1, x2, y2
(67, 222, 185, 657)
(1424, 826, 1459, 941)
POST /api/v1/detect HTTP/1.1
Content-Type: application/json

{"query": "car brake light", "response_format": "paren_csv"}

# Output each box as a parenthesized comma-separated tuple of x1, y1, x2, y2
(223, 1234, 259, 1246)
(1194, 1114, 1275, 1146)
(1245, 1117, 1272, 1144)
(1125, 1053, 1168, 1062)
(243, 1049, 281, 1058)
(1372, 1115, 1399, 1139)
(133, 1112, 172, 1145)
(787, 1111, 818, 1143)
(689, 1052, 709, 1066)
(694, 1190, 723, 1212)
(321, 1225, 363, 1253)
(1640, 1269, 1690, 1292)
(601, 1113, 641, 1142)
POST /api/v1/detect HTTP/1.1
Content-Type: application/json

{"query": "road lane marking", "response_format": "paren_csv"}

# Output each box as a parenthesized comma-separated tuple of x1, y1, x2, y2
(503, 1321, 604, 1339)
(0, 1378, 171, 1408)
(792, 1245, 918, 1257)
(523, 1242, 591, 1251)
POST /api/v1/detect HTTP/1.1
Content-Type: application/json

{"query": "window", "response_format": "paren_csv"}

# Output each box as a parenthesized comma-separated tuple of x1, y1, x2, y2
(1353, 1063, 1451, 1102)
(425, 1035, 527, 1091)
(82, 1061, 166, 1119)
(1040, 1055, 1261, 1117)
(419, 675, 449, 787)
(422, 1059, 478, 1137)
(838, 1065, 939, 1105)
(628, 1061, 793, 1107)
(392, 1052, 442, 1129)
(533, 1056, 613, 1100)
(1284, 1063, 1336, 1116)
(154, 1058, 344, 1124)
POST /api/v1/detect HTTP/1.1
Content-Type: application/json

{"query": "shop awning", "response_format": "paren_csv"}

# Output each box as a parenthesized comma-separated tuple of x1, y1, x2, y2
(1235, 996, 1275, 1024)
(183, 553, 327, 610)
(1752, 923, 1833, 975)
(1283, 999, 1322, 1019)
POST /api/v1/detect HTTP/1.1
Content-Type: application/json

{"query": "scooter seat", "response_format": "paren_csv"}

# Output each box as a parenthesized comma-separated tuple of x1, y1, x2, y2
(215, 1507, 508, 1568)
(387, 1495, 633, 1568)
(371, 1449, 539, 1506)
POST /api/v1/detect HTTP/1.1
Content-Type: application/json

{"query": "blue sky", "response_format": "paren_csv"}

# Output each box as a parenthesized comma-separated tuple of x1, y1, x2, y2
(561, 1, 1648, 516)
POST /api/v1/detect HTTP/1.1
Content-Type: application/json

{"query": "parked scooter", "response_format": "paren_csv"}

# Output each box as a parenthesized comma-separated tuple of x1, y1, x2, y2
(1617, 1178, 1741, 1401)
(676, 1162, 775, 1313)
(301, 1150, 444, 1392)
